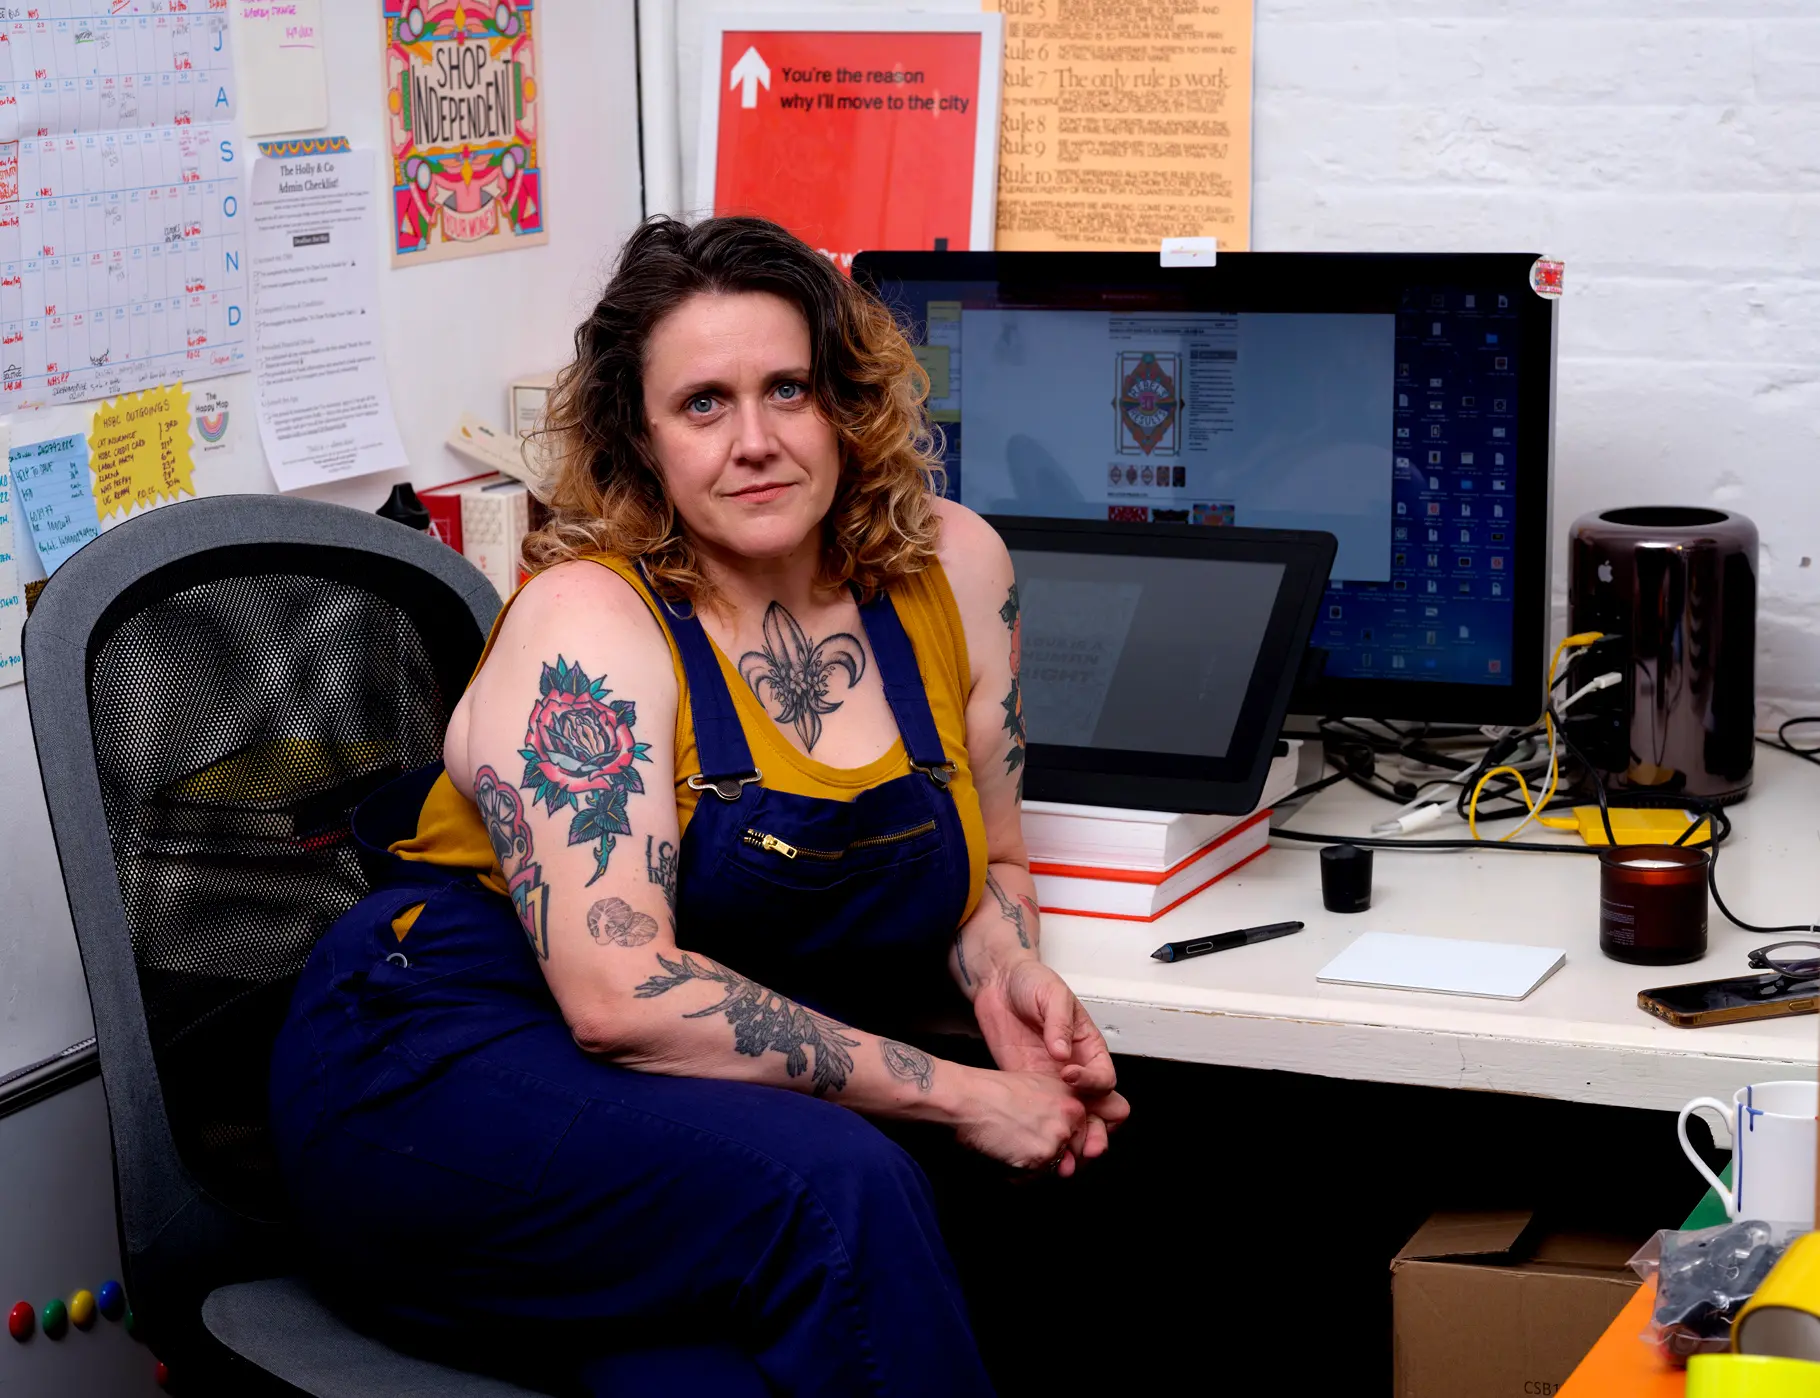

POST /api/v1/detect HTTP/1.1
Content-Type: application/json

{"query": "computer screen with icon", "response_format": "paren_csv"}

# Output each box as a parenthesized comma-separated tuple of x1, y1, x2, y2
(855, 251, 1558, 726)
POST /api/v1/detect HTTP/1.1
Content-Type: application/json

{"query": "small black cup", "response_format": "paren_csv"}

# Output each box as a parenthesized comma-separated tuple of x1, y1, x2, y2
(1321, 844, 1373, 914)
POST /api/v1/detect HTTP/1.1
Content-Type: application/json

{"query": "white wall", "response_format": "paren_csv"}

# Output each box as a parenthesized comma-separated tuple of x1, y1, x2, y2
(1248, 0, 1820, 720)
(672, 0, 1820, 719)
(0, 0, 645, 1077)
(282, 0, 644, 511)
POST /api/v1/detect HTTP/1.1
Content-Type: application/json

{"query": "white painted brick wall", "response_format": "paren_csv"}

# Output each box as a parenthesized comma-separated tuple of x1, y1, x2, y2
(1252, 1, 1820, 720)
(669, 0, 1820, 717)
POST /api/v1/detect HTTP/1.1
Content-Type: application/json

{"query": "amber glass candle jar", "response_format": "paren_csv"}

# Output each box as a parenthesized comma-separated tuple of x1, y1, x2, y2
(1599, 844, 1710, 964)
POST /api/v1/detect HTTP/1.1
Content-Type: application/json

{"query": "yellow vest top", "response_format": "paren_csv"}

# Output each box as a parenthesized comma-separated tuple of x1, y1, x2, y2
(389, 554, 989, 936)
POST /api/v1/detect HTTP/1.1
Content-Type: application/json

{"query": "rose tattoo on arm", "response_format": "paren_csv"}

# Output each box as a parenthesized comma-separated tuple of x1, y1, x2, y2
(519, 656, 654, 886)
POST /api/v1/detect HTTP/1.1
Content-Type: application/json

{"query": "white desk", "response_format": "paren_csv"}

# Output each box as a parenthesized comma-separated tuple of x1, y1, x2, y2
(1042, 745, 1819, 1121)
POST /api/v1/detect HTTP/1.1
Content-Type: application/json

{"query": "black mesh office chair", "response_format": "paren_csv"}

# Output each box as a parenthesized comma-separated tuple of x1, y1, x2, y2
(24, 494, 547, 1395)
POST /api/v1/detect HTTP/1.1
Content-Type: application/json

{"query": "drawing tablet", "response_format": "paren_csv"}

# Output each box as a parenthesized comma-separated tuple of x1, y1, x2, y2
(993, 517, 1335, 814)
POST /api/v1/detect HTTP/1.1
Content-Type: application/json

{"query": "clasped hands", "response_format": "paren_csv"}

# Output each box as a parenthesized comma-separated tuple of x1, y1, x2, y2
(966, 958, 1131, 1177)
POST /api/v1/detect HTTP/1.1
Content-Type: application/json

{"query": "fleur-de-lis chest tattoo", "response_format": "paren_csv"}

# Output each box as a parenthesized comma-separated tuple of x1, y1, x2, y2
(737, 602, 867, 753)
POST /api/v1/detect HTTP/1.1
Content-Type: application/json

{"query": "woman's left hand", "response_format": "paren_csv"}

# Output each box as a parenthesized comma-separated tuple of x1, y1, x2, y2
(972, 960, 1130, 1168)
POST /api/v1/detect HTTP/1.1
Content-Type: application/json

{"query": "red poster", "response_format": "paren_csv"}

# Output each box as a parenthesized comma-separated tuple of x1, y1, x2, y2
(701, 21, 1001, 273)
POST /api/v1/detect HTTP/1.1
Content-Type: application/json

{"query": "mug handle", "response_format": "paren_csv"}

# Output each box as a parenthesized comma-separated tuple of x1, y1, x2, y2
(1678, 1097, 1738, 1219)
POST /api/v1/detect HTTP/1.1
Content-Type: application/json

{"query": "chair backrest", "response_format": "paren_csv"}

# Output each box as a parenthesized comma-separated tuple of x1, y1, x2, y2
(24, 494, 499, 1351)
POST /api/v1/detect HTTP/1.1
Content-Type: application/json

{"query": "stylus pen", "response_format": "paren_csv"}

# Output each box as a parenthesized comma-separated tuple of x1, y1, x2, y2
(1151, 921, 1306, 963)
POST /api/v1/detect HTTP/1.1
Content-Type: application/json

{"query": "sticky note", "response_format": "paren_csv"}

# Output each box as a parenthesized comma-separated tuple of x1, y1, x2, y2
(89, 384, 197, 522)
(10, 434, 101, 577)
(1160, 236, 1218, 267)
(0, 421, 23, 687)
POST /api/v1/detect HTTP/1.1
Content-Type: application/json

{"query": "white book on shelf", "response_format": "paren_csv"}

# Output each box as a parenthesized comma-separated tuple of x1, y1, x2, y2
(1021, 740, 1302, 872)
(459, 478, 530, 600)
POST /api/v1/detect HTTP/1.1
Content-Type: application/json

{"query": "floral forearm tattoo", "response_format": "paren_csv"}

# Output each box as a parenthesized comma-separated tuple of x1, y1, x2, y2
(519, 656, 653, 886)
(1000, 585, 1026, 800)
(634, 952, 859, 1095)
(738, 602, 866, 753)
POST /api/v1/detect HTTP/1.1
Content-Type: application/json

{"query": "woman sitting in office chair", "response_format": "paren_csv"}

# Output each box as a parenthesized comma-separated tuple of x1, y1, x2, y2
(269, 215, 1129, 1396)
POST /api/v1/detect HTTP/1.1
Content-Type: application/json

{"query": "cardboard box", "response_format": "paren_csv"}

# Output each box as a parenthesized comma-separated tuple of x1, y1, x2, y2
(1392, 1210, 1644, 1398)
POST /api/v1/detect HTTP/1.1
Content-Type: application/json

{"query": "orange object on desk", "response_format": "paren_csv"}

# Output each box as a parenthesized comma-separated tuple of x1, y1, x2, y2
(1558, 1281, 1685, 1397)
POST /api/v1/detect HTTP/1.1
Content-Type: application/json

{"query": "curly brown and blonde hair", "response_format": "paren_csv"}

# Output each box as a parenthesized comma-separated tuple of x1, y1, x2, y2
(524, 216, 944, 604)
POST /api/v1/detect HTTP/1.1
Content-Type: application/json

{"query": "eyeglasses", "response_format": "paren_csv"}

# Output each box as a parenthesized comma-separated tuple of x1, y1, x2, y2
(1746, 941, 1820, 981)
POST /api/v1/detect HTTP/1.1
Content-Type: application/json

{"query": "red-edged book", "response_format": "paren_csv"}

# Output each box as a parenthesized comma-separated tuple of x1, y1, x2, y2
(419, 471, 505, 554)
(1030, 812, 1272, 922)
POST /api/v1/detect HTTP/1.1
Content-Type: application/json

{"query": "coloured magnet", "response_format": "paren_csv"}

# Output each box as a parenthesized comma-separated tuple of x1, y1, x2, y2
(68, 1289, 96, 1329)
(40, 1298, 67, 1339)
(124, 1307, 138, 1339)
(155, 1359, 170, 1388)
(7, 1301, 33, 1341)
(97, 1280, 125, 1321)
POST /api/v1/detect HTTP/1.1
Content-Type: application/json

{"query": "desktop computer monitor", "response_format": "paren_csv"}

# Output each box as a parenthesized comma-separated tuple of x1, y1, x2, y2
(853, 251, 1558, 727)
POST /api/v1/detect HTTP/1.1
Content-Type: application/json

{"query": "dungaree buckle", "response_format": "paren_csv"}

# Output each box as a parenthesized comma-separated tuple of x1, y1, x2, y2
(913, 761, 957, 790)
(688, 769, 763, 803)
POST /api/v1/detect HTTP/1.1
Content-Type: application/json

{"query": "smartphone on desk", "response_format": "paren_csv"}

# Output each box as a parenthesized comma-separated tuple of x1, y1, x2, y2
(1638, 971, 1820, 1028)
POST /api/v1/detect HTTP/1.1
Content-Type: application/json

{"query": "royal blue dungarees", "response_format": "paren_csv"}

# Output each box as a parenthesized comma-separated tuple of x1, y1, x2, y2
(268, 582, 995, 1398)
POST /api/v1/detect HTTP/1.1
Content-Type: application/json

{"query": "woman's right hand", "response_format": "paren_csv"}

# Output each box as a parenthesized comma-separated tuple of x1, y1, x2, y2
(949, 1066, 1090, 1174)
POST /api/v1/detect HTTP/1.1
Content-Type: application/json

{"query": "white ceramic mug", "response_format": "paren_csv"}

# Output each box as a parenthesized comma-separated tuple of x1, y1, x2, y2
(1677, 1080, 1818, 1228)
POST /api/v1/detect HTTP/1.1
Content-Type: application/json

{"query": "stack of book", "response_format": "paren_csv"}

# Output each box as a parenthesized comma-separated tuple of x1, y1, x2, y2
(421, 471, 533, 600)
(1023, 741, 1302, 921)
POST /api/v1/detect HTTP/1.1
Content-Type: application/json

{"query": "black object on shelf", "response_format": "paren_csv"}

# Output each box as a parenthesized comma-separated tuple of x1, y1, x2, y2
(1321, 843, 1373, 914)
(1565, 506, 1758, 804)
(377, 483, 430, 531)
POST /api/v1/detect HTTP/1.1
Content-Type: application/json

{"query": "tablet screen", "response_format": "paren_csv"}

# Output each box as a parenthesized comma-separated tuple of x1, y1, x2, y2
(1011, 548, 1285, 760)
(988, 516, 1333, 814)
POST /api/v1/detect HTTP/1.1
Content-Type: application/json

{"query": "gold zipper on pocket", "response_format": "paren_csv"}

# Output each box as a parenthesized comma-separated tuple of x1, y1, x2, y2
(742, 819, 937, 863)
(743, 831, 801, 859)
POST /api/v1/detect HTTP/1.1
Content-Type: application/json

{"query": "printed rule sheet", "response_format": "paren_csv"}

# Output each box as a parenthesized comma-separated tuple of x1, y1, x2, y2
(250, 140, 406, 491)
(0, 3, 250, 408)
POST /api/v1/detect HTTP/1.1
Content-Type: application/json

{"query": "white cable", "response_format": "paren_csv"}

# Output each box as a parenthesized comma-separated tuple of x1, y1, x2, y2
(1502, 714, 1562, 843)
(1495, 670, 1618, 844)
(1371, 802, 1449, 836)
(1560, 671, 1623, 714)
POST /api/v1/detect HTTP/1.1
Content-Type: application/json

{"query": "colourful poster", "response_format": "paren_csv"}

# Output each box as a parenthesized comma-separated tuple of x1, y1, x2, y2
(697, 15, 1002, 273)
(382, 0, 547, 265)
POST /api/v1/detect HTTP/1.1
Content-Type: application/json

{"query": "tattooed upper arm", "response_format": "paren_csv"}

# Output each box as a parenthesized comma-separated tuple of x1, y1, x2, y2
(998, 584, 1026, 801)
(931, 498, 1031, 862)
(458, 564, 684, 998)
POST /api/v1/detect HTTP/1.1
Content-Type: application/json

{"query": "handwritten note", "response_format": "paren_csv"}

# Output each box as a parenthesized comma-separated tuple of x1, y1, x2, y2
(11, 435, 101, 578)
(90, 384, 197, 522)
(983, 0, 1254, 251)
(237, 0, 331, 136)
(0, 422, 23, 688)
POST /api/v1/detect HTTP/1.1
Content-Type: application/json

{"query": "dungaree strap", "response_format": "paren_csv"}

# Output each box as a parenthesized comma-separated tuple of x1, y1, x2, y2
(637, 571, 760, 789)
(857, 591, 952, 776)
